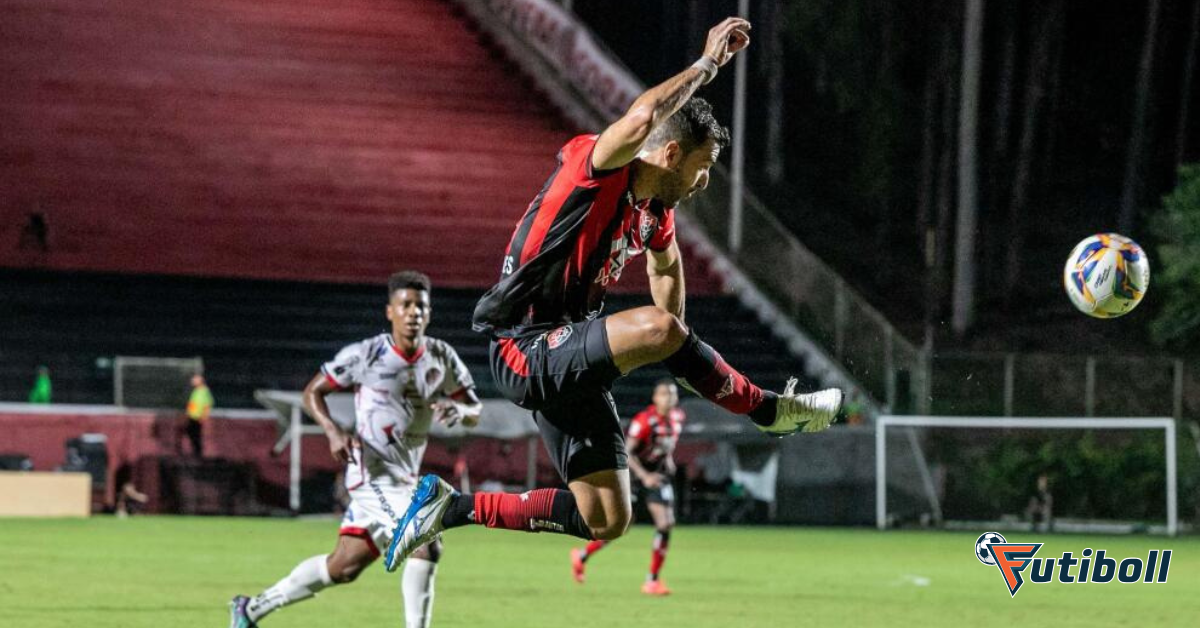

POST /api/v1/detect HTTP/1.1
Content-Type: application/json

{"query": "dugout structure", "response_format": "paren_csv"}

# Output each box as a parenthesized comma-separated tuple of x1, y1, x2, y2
(875, 415, 1179, 536)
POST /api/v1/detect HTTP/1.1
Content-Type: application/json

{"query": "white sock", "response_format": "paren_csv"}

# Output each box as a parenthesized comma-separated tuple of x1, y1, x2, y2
(246, 554, 334, 622)
(402, 558, 438, 628)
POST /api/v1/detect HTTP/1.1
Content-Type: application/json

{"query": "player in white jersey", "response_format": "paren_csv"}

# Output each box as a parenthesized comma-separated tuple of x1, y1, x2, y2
(230, 270, 482, 628)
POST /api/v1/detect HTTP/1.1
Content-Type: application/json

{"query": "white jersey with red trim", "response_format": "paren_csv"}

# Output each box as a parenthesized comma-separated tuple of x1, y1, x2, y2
(321, 333, 474, 488)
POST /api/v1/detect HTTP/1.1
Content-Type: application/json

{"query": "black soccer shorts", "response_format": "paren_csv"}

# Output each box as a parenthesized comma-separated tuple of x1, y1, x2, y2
(637, 480, 675, 506)
(489, 318, 628, 482)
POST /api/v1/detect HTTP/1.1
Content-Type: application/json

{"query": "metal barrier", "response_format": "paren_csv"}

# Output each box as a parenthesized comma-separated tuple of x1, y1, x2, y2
(456, 0, 1190, 423)
(686, 169, 929, 413)
(929, 352, 1191, 419)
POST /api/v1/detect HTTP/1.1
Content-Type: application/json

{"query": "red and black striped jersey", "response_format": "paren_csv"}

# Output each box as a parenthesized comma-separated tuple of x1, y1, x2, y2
(472, 134, 676, 337)
(627, 405, 686, 471)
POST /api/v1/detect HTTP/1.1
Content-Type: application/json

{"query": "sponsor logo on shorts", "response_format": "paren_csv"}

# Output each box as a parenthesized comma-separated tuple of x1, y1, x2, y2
(546, 325, 573, 350)
(973, 531, 1173, 597)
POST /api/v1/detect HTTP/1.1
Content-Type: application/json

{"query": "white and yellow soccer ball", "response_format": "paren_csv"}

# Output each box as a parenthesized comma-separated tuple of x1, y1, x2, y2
(1062, 233, 1150, 318)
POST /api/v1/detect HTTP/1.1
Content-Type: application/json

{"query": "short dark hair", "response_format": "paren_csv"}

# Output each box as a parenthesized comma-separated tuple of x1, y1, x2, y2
(388, 270, 431, 296)
(655, 378, 678, 390)
(644, 98, 731, 154)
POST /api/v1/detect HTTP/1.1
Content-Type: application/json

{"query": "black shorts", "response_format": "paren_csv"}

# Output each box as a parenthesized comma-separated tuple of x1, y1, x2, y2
(637, 480, 675, 506)
(490, 318, 627, 482)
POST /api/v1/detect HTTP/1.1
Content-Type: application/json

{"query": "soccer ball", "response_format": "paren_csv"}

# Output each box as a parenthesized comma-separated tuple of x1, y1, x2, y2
(1062, 233, 1150, 318)
(975, 531, 1007, 566)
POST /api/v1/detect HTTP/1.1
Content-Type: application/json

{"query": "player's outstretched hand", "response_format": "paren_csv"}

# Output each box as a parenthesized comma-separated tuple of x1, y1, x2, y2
(327, 430, 357, 465)
(432, 400, 462, 428)
(704, 17, 751, 67)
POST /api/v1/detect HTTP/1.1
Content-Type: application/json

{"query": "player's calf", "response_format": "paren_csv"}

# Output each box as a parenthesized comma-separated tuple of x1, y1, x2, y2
(231, 554, 334, 626)
(326, 535, 378, 583)
(403, 544, 440, 628)
(657, 326, 843, 434)
(446, 487, 599, 538)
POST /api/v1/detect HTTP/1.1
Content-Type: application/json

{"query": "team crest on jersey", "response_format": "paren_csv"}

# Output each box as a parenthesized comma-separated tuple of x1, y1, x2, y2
(545, 325, 573, 350)
(425, 367, 442, 387)
(640, 212, 658, 244)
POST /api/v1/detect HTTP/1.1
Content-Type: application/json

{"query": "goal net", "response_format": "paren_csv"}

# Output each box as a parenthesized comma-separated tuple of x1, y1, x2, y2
(114, 356, 204, 409)
(876, 415, 1178, 536)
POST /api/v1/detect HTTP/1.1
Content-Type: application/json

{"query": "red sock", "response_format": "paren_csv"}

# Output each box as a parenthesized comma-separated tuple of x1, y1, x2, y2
(663, 332, 765, 415)
(649, 530, 670, 580)
(472, 489, 592, 539)
(581, 539, 607, 561)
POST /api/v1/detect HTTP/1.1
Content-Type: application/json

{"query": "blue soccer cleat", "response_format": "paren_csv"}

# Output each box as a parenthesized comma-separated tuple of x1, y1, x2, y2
(384, 474, 457, 572)
(228, 595, 258, 628)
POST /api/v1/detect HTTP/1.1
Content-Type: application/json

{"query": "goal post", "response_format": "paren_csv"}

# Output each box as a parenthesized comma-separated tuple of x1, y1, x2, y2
(875, 415, 1178, 536)
(113, 356, 204, 408)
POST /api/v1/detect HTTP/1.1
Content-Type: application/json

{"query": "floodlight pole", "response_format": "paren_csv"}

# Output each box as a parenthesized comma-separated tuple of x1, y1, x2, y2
(728, 0, 749, 254)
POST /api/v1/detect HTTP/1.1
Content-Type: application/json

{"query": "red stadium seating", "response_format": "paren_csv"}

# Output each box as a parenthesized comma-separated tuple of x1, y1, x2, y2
(0, 0, 719, 294)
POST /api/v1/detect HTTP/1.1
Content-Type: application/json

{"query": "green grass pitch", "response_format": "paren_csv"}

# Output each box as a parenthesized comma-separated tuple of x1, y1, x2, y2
(1, 517, 1196, 627)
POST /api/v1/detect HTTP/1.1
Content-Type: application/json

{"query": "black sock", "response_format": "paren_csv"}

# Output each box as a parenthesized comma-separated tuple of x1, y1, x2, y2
(746, 392, 779, 427)
(663, 329, 774, 421)
(441, 493, 475, 529)
(551, 490, 594, 540)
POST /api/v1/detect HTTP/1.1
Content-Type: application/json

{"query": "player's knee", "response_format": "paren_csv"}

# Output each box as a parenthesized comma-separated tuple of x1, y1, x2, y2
(328, 559, 366, 584)
(636, 307, 686, 355)
(411, 539, 442, 564)
(327, 544, 376, 583)
(591, 523, 626, 541)
(590, 510, 632, 541)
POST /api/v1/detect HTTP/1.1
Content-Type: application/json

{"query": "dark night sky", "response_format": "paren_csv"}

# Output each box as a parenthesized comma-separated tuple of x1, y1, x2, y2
(573, 0, 1199, 352)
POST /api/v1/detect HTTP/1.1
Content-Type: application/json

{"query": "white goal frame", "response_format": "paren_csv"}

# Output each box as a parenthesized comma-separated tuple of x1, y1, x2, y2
(876, 415, 1178, 536)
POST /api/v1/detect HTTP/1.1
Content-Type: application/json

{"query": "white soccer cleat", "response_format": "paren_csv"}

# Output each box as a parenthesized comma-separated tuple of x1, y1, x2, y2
(758, 377, 843, 435)
(384, 474, 456, 572)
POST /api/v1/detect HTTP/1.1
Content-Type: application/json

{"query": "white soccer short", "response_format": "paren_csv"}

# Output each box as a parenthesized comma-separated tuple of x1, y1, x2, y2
(339, 480, 414, 555)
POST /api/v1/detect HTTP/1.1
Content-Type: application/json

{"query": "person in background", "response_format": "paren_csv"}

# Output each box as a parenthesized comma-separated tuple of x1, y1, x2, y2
(1025, 473, 1053, 532)
(185, 373, 213, 457)
(229, 270, 482, 628)
(18, 212, 49, 252)
(842, 393, 866, 426)
(28, 366, 52, 404)
(571, 379, 686, 595)
(113, 464, 149, 518)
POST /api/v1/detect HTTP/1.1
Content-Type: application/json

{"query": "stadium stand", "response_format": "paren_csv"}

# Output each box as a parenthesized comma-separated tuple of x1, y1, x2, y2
(0, 0, 813, 416)
(0, 0, 718, 295)
(0, 269, 812, 417)
(0, 0, 811, 427)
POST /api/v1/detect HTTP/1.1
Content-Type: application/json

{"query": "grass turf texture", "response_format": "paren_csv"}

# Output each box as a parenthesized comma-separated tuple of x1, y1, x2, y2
(0, 517, 1196, 627)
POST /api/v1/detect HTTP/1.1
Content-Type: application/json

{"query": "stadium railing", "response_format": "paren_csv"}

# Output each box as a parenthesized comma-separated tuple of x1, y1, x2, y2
(452, 0, 926, 414)
(452, 0, 1198, 423)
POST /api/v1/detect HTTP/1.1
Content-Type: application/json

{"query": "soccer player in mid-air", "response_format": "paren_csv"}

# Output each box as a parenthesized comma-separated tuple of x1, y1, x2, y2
(572, 379, 686, 595)
(230, 271, 481, 628)
(384, 16, 842, 571)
